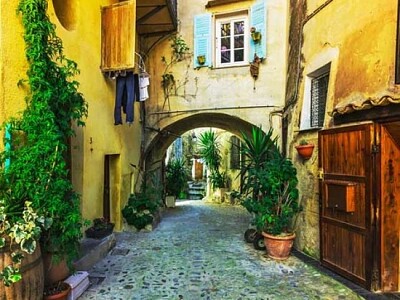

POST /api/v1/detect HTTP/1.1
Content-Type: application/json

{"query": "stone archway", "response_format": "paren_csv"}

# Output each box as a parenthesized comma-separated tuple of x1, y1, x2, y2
(143, 112, 259, 173)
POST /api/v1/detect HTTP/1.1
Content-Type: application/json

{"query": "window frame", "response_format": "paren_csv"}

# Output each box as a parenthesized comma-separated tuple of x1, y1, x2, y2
(215, 13, 249, 68)
(300, 63, 331, 131)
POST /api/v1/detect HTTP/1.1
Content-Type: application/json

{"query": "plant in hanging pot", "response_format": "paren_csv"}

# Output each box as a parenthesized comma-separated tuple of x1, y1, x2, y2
(197, 55, 206, 65)
(295, 139, 315, 160)
(250, 27, 262, 43)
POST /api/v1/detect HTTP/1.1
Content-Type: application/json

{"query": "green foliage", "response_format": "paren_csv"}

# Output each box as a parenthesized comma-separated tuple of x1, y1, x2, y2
(122, 193, 159, 230)
(165, 158, 188, 198)
(209, 171, 227, 189)
(197, 130, 221, 171)
(0, 0, 87, 285)
(239, 127, 301, 235)
(299, 139, 309, 145)
(161, 35, 190, 105)
(197, 129, 229, 190)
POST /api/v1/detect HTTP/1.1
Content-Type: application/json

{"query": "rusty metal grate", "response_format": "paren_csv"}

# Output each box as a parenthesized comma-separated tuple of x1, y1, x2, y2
(111, 248, 130, 256)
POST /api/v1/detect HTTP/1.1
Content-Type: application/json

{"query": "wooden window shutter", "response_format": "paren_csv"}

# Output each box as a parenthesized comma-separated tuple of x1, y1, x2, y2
(101, 1, 136, 72)
(194, 13, 212, 68)
(249, 0, 266, 61)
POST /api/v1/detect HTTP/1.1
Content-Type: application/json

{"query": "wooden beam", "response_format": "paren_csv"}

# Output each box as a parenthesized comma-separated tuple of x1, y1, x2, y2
(205, 0, 243, 8)
(137, 5, 166, 24)
(334, 104, 400, 125)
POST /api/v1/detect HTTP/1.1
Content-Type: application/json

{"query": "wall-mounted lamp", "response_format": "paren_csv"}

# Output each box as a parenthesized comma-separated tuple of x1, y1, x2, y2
(191, 131, 197, 142)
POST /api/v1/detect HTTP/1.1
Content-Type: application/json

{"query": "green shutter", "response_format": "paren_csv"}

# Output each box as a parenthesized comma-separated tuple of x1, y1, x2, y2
(194, 14, 212, 68)
(249, 0, 266, 61)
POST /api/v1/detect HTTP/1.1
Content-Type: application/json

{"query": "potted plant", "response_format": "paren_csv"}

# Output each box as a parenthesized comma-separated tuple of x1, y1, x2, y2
(85, 218, 115, 239)
(43, 281, 71, 300)
(295, 139, 315, 159)
(165, 158, 188, 207)
(250, 27, 262, 43)
(122, 192, 160, 231)
(239, 127, 301, 259)
(197, 55, 206, 65)
(252, 155, 301, 260)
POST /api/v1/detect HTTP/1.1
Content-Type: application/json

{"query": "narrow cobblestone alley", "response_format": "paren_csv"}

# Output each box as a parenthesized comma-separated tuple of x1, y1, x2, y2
(79, 200, 364, 300)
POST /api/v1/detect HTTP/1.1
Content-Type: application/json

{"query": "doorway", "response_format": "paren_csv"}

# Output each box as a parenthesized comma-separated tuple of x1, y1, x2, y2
(319, 122, 400, 291)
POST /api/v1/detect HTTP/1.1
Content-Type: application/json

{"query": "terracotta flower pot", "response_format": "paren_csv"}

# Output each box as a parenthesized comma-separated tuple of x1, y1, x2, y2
(43, 282, 71, 300)
(295, 144, 315, 159)
(262, 232, 296, 260)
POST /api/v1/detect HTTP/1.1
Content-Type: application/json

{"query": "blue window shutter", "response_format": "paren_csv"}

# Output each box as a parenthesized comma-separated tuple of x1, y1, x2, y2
(249, 0, 266, 61)
(194, 13, 212, 68)
(4, 124, 11, 169)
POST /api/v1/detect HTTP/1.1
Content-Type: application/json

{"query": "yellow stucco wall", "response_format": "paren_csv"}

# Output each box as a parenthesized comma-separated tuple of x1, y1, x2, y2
(0, 0, 142, 231)
(288, 0, 400, 258)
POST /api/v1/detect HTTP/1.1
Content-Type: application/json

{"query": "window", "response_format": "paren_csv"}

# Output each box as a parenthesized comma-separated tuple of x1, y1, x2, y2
(300, 63, 331, 130)
(216, 16, 248, 67)
(310, 72, 330, 128)
(230, 136, 241, 170)
(193, 0, 266, 68)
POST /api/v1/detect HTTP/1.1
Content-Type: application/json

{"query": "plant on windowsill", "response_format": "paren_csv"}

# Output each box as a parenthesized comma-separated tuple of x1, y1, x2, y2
(85, 218, 115, 239)
(295, 139, 315, 160)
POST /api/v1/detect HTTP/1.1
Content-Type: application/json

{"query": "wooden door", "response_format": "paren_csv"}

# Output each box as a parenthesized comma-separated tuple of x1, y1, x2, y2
(378, 122, 400, 291)
(319, 123, 375, 289)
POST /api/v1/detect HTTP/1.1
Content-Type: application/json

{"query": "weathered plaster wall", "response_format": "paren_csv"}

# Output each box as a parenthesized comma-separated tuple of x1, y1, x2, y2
(47, 0, 142, 230)
(0, 0, 142, 231)
(286, 0, 400, 259)
(144, 0, 289, 157)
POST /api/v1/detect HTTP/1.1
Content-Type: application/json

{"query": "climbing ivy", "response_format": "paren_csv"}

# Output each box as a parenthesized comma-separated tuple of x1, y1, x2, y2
(0, 0, 88, 284)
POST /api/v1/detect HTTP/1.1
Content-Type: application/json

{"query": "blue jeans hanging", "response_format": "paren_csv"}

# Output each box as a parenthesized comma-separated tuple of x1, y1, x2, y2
(114, 72, 134, 125)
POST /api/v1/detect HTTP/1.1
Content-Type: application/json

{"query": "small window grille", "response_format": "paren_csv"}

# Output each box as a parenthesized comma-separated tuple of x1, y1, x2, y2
(310, 72, 330, 128)
(230, 136, 241, 170)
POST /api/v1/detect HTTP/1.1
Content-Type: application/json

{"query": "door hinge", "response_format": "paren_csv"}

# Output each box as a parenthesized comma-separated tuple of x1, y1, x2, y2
(372, 144, 380, 154)
(318, 168, 324, 180)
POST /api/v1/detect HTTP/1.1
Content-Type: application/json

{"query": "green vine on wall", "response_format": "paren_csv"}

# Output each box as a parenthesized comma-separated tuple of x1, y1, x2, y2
(161, 35, 191, 110)
(0, 0, 88, 285)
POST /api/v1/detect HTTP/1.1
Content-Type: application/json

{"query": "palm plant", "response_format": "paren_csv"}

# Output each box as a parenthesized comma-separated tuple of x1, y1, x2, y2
(197, 130, 221, 171)
(240, 126, 280, 197)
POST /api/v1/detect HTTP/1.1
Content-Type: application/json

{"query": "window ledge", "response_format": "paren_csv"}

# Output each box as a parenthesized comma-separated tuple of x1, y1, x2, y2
(297, 127, 322, 133)
(206, 0, 243, 8)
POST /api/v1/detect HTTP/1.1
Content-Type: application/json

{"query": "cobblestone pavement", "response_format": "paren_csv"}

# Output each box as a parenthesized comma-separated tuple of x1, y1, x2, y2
(80, 200, 363, 300)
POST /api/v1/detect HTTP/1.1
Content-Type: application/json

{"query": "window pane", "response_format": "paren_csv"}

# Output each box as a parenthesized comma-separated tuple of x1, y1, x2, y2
(234, 21, 244, 34)
(221, 51, 231, 63)
(234, 49, 244, 62)
(221, 23, 230, 37)
(234, 36, 244, 49)
(310, 72, 329, 128)
(221, 37, 230, 49)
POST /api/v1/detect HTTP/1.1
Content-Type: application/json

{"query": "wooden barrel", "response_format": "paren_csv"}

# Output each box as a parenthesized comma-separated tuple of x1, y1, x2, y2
(0, 243, 44, 300)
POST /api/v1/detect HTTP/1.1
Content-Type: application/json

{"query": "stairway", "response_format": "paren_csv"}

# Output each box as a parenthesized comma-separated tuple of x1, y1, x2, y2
(187, 181, 206, 200)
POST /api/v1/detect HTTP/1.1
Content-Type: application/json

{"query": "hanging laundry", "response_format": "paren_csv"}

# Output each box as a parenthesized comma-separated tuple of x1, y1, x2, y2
(114, 71, 135, 125)
(139, 73, 150, 102)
